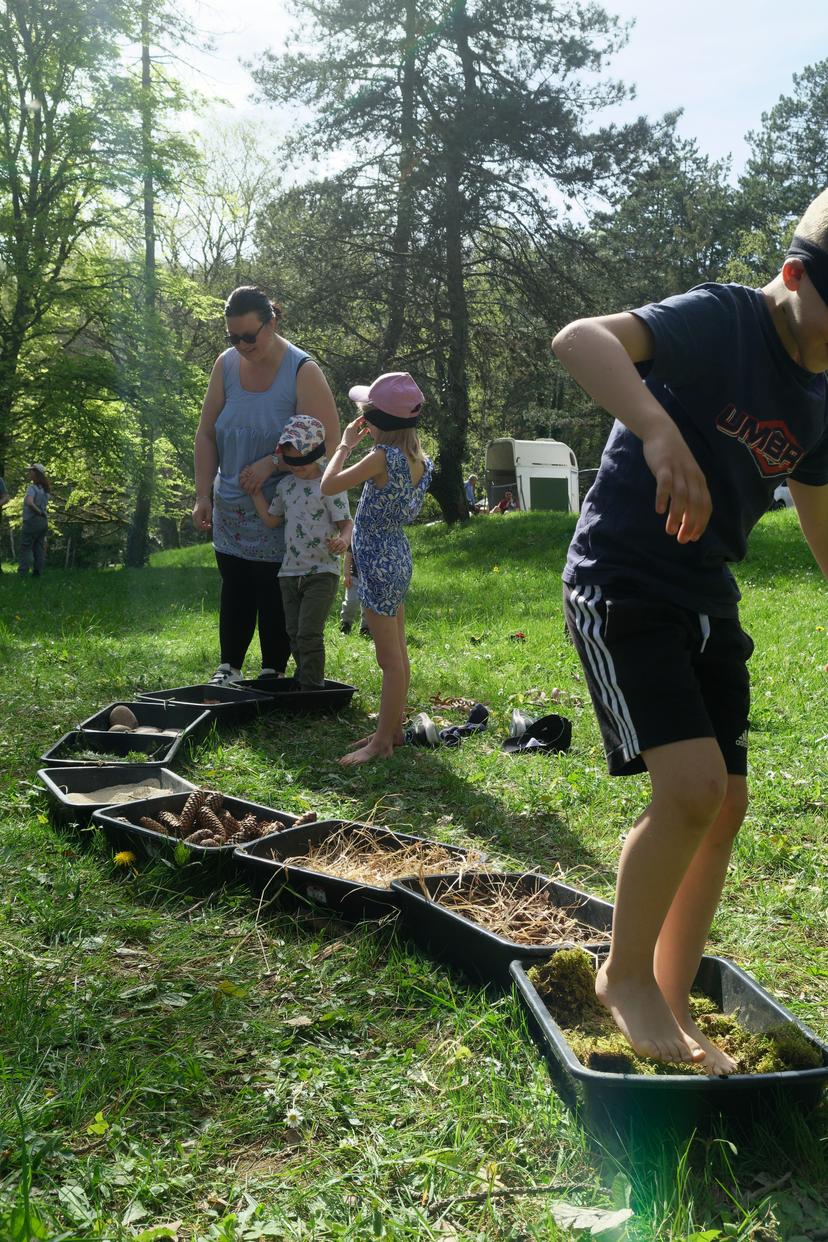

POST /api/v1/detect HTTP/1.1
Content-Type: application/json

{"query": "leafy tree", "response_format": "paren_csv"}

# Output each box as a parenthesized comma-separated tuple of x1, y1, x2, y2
(252, 0, 653, 520)
(741, 59, 828, 228)
(0, 0, 133, 476)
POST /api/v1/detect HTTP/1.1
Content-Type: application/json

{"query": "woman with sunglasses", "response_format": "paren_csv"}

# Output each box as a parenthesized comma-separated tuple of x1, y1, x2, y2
(192, 285, 340, 684)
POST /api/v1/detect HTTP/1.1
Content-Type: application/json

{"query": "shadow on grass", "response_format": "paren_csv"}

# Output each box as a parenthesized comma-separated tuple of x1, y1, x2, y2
(1, 563, 219, 643)
(238, 709, 605, 878)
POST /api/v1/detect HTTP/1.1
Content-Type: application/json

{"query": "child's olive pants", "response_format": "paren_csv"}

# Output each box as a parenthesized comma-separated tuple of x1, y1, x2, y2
(279, 572, 339, 688)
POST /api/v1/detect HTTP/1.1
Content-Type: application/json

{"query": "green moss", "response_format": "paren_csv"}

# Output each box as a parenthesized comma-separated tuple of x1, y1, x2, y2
(529, 949, 823, 1077)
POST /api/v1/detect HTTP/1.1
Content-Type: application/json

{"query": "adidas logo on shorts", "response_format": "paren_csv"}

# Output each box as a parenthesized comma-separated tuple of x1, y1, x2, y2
(735, 730, 749, 749)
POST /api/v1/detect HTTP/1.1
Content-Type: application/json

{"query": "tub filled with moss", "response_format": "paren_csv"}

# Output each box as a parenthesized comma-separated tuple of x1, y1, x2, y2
(511, 947, 828, 1133)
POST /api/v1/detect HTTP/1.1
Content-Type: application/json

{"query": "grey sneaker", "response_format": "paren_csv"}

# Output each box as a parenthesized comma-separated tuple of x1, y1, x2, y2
(509, 708, 534, 738)
(209, 664, 243, 686)
(404, 712, 440, 747)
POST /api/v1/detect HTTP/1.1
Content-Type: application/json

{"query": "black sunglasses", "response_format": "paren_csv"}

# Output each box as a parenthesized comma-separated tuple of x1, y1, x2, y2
(225, 320, 269, 347)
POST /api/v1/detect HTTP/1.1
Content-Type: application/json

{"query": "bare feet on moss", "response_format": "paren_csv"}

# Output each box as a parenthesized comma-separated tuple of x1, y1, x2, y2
(338, 739, 395, 765)
(596, 962, 706, 1065)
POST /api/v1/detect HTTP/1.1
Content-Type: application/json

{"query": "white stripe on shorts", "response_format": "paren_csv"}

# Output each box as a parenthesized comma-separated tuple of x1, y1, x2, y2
(569, 584, 640, 764)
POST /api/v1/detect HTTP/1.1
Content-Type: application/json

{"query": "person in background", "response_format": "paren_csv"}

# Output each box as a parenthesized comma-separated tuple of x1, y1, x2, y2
(18, 463, 50, 577)
(192, 285, 340, 685)
(0, 475, 9, 573)
(492, 489, 517, 513)
(464, 473, 483, 514)
(339, 551, 369, 636)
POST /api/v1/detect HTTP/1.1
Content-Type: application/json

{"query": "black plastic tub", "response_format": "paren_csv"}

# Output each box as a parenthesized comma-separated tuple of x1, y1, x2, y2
(235, 677, 357, 714)
(392, 871, 613, 988)
(77, 700, 213, 746)
(40, 729, 183, 769)
(136, 683, 272, 725)
(92, 790, 297, 874)
(511, 947, 828, 1137)
(37, 765, 196, 828)
(235, 821, 480, 921)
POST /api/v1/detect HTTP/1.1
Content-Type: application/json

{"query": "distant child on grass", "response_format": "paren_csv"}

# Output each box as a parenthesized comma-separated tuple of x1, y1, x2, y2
(252, 415, 352, 689)
(321, 372, 433, 765)
(553, 187, 828, 1074)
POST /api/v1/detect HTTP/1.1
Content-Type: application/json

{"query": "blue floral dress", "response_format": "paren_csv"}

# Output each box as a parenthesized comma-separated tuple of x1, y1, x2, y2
(351, 446, 433, 616)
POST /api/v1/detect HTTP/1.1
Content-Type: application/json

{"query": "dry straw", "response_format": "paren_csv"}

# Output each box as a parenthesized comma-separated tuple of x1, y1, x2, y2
(278, 824, 482, 889)
(417, 872, 611, 946)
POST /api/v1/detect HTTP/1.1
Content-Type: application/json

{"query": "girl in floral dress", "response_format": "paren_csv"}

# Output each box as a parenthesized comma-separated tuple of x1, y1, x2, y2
(321, 372, 433, 765)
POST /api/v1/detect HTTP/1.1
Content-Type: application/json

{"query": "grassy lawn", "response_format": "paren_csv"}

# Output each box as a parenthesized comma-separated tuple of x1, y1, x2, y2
(1, 510, 826, 1240)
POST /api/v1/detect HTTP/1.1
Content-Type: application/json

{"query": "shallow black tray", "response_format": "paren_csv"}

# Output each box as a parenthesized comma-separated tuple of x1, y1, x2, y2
(40, 729, 183, 769)
(235, 677, 357, 714)
(37, 765, 196, 828)
(92, 790, 297, 873)
(392, 871, 613, 988)
(235, 821, 479, 921)
(77, 700, 213, 746)
(511, 946, 828, 1136)
(136, 683, 272, 725)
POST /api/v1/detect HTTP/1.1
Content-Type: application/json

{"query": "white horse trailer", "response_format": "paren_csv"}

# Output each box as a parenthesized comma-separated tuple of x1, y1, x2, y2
(484, 438, 580, 513)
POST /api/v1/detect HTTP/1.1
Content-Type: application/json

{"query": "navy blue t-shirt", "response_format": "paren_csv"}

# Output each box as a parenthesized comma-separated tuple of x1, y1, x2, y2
(563, 283, 828, 616)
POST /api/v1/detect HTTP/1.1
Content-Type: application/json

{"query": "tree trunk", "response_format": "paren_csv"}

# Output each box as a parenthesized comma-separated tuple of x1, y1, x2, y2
(379, 0, 418, 369)
(125, 435, 155, 566)
(429, 0, 476, 524)
(124, 2, 157, 568)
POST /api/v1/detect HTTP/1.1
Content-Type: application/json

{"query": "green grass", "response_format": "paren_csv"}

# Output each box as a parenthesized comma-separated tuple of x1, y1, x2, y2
(1, 511, 826, 1240)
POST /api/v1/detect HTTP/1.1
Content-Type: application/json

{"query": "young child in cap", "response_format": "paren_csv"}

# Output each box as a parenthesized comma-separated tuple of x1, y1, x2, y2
(553, 187, 828, 1073)
(252, 415, 352, 689)
(321, 372, 433, 764)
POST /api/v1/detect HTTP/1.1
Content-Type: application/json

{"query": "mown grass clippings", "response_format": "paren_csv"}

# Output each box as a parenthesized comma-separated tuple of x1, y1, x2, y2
(416, 870, 612, 945)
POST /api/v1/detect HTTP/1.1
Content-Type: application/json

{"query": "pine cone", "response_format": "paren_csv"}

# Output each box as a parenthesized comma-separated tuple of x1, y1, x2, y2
(184, 828, 216, 845)
(195, 806, 224, 838)
(204, 790, 224, 813)
(179, 789, 206, 833)
(220, 810, 243, 836)
(158, 810, 183, 835)
(139, 816, 166, 834)
(257, 818, 284, 837)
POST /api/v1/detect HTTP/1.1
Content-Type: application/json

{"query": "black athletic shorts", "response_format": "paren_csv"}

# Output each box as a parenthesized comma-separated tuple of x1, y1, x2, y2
(563, 583, 754, 777)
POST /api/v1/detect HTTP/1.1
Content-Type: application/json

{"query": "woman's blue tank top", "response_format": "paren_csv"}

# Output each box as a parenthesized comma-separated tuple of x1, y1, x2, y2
(212, 342, 309, 562)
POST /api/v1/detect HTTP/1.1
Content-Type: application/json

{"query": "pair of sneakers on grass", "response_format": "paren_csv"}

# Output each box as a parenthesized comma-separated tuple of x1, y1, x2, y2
(406, 705, 571, 753)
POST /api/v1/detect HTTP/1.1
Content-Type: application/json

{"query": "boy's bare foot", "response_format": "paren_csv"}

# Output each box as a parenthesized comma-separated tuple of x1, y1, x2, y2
(669, 1008, 737, 1076)
(347, 730, 404, 751)
(596, 963, 706, 1065)
(338, 739, 395, 765)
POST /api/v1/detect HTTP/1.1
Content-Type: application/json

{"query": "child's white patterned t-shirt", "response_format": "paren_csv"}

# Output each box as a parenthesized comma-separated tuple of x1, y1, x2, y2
(268, 474, 350, 576)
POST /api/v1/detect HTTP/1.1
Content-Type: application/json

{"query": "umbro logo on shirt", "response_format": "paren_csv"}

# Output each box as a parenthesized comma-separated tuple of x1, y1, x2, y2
(716, 404, 804, 477)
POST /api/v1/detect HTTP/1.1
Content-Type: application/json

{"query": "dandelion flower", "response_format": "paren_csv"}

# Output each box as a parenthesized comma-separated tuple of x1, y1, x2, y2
(114, 850, 137, 866)
(285, 1107, 304, 1127)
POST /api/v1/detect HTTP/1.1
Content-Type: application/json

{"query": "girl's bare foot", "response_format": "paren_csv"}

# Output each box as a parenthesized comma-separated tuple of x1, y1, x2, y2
(596, 962, 706, 1065)
(339, 739, 395, 765)
(347, 730, 404, 751)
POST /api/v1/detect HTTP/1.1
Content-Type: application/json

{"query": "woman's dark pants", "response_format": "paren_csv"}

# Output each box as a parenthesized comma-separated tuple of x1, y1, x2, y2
(214, 550, 291, 673)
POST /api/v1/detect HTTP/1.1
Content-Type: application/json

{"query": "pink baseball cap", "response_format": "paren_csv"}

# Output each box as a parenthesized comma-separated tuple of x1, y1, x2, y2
(348, 372, 424, 423)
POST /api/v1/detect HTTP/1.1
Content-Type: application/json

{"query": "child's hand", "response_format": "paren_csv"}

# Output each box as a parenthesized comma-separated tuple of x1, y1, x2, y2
(327, 534, 347, 554)
(341, 415, 370, 450)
